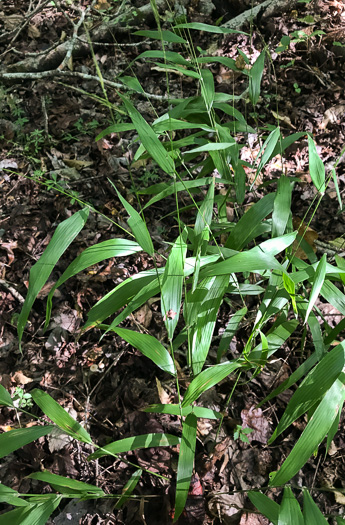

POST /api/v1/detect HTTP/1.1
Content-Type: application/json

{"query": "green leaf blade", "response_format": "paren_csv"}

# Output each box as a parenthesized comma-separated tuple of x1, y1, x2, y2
(31, 390, 92, 444)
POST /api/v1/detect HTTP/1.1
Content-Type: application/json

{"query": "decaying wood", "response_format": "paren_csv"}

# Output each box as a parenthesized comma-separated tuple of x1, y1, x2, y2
(221, 0, 300, 30)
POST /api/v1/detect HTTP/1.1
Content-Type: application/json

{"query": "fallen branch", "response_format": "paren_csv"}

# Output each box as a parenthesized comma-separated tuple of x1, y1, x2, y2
(221, 0, 300, 29)
(0, 69, 170, 101)
(1, 0, 177, 74)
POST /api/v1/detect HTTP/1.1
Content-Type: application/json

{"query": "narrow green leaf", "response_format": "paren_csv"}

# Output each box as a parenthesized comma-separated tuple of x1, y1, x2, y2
(254, 127, 281, 184)
(133, 29, 187, 43)
(27, 471, 104, 495)
(0, 495, 61, 525)
(197, 56, 248, 75)
(249, 50, 265, 106)
(186, 275, 229, 374)
(234, 162, 246, 204)
(321, 280, 345, 317)
(270, 379, 345, 486)
(182, 360, 243, 406)
(305, 253, 327, 323)
(248, 491, 279, 525)
(85, 256, 219, 329)
(45, 238, 142, 328)
(119, 94, 175, 176)
(174, 22, 247, 35)
(200, 246, 285, 278)
(249, 320, 298, 362)
(141, 404, 222, 419)
(31, 390, 92, 444)
(200, 68, 215, 111)
(269, 342, 345, 443)
(87, 433, 180, 460)
(269, 132, 306, 162)
(331, 167, 343, 210)
(135, 50, 191, 66)
(17, 208, 89, 347)
(174, 414, 197, 522)
(187, 142, 236, 154)
(0, 483, 27, 507)
(111, 184, 154, 256)
(225, 193, 276, 250)
(0, 384, 13, 407)
(0, 426, 54, 459)
(84, 268, 161, 328)
(217, 307, 247, 363)
(278, 487, 304, 525)
(95, 123, 135, 141)
(106, 278, 161, 331)
(114, 469, 143, 509)
(308, 134, 325, 194)
(161, 230, 187, 340)
(142, 177, 225, 209)
(119, 75, 144, 93)
(303, 488, 329, 524)
(112, 327, 176, 376)
(272, 175, 292, 237)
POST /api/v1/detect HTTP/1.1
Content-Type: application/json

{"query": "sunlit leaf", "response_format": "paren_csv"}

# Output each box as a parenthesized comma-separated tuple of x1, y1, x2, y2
(174, 414, 197, 521)
(88, 433, 180, 460)
(17, 208, 89, 348)
(111, 327, 176, 376)
(31, 390, 92, 444)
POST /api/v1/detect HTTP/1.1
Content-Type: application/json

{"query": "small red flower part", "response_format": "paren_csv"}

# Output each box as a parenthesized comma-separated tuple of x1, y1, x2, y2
(163, 309, 177, 321)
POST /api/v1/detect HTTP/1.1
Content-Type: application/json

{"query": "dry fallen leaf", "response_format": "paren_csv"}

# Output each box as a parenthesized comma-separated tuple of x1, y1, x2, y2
(156, 377, 171, 404)
(271, 110, 296, 129)
(28, 24, 41, 39)
(292, 216, 318, 260)
(12, 371, 33, 385)
(163, 309, 177, 321)
(240, 512, 270, 525)
(134, 303, 152, 328)
(320, 105, 345, 129)
(62, 159, 93, 170)
(241, 406, 270, 444)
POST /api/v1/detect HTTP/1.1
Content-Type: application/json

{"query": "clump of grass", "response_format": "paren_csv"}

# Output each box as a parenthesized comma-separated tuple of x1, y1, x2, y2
(2, 10, 344, 525)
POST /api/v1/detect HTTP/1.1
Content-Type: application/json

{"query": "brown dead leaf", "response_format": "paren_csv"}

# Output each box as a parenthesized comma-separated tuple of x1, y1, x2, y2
(155, 377, 171, 404)
(271, 110, 296, 129)
(163, 309, 177, 321)
(240, 512, 270, 525)
(28, 24, 41, 39)
(134, 303, 152, 328)
(320, 105, 345, 130)
(12, 371, 33, 385)
(241, 406, 270, 444)
(335, 491, 345, 505)
(235, 55, 246, 70)
(292, 216, 318, 259)
(0, 240, 18, 265)
(3, 14, 24, 30)
(62, 159, 93, 170)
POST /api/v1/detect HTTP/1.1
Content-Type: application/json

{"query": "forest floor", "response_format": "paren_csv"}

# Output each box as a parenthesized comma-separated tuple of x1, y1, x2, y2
(1, 0, 345, 523)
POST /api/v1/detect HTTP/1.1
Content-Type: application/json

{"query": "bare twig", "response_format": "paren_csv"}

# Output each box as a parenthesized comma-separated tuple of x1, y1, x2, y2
(0, 69, 170, 101)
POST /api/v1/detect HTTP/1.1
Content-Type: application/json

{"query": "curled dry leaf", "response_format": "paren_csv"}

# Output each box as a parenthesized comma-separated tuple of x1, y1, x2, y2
(0, 240, 18, 265)
(163, 309, 177, 321)
(12, 370, 33, 385)
(320, 105, 345, 130)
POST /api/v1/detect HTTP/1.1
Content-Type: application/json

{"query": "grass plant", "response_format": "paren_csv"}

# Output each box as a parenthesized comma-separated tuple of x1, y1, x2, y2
(1, 12, 345, 525)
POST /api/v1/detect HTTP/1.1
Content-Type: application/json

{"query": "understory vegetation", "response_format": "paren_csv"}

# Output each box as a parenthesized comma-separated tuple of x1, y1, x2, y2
(1, 1, 345, 524)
